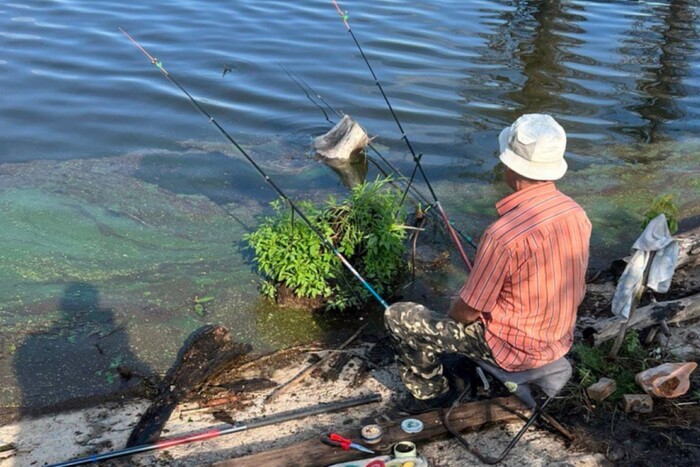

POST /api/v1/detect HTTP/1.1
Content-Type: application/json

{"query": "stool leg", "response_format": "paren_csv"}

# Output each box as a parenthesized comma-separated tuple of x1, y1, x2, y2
(444, 396, 554, 464)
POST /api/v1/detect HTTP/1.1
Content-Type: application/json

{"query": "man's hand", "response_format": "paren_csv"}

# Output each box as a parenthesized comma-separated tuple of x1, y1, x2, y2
(448, 296, 481, 324)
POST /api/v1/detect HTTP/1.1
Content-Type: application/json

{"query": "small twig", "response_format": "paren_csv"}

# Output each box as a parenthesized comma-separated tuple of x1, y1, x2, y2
(411, 216, 426, 282)
(581, 386, 594, 413)
(122, 210, 156, 229)
(236, 345, 320, 373)
(586, 270, 602, 284)
(540, 412, 575, 441)
(98, 325, 127, 340)
(0, 443, 16, 454)
(673, 401, 700, 407)
(659, 432, 674, 445)
(264, 323, 367, 404)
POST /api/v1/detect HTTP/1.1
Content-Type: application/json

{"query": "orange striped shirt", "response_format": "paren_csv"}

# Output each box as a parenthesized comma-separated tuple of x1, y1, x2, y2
(459, 182, 591, 371)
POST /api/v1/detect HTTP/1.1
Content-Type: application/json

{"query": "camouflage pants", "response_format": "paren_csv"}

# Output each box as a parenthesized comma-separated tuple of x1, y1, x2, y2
(384, 301, 496, 400)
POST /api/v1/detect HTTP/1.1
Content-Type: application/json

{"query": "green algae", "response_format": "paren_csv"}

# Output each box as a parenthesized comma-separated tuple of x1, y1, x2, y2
(0, 152, 334, 410)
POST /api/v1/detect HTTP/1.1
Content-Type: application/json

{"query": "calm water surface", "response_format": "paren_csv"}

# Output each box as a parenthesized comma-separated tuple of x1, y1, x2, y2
(3, 1, 700, 162)
(1, 0, 700, 413)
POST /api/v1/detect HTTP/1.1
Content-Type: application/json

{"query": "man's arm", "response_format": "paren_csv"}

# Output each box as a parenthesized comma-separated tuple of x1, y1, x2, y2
(448, 296, 481, 324)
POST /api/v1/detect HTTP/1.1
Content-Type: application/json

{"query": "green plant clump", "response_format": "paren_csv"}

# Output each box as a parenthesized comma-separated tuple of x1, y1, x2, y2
(642, 193, 679, 234)
(245, 178, 408, 310)
(572, 330, 649, 401)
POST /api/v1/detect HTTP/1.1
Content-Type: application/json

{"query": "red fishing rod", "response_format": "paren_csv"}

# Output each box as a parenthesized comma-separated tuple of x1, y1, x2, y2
(331, 0, 473, 271)
(49, 393, 381, 466)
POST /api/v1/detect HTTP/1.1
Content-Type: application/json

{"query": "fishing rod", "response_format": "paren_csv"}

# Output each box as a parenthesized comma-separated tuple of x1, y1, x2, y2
(280, 64, 477, 250)
(49, 393, 381, 466)
(331, 0, 474, 271)
(119, 28, 389, 309)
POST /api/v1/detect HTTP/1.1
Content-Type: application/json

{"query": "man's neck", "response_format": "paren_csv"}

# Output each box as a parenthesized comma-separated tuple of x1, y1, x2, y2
(503, 166, 556, 192)
(513, 178, 550, 192)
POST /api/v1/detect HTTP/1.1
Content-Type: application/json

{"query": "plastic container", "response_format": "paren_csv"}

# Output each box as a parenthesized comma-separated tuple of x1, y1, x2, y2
(393, 441, 417, 458)
(635, 362, 697, 398)
(361, 424, 383, 444)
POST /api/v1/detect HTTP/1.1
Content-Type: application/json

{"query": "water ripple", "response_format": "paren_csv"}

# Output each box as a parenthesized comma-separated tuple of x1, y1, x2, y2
(0, 0, 698, 165)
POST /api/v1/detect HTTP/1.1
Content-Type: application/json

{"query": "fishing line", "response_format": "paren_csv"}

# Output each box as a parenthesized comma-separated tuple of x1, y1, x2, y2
(331, 1, 474, 270)
(120, 28, 389, 309)
(280, 64, 477, 250)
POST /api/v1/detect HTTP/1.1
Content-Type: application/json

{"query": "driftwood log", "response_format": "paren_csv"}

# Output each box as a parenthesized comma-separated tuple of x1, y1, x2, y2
(126, 325, 251, 447)
(675, 229, 700, 270)
(314, 115, 369, 162)
(587, 227, 700, 347)
(214, 396, 523, 467)
(590, 292, 700, 346)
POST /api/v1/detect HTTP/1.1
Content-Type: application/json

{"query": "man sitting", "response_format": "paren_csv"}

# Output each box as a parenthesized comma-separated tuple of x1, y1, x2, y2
(385, 114, 592, 413)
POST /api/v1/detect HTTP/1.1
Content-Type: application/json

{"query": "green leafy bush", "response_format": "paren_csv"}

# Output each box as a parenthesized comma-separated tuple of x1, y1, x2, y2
(642, 194, 679, 234)
(245, 178, 407, 310)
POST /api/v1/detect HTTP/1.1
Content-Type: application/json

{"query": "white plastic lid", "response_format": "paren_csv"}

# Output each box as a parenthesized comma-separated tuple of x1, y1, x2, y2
(400, 418, 424, 433)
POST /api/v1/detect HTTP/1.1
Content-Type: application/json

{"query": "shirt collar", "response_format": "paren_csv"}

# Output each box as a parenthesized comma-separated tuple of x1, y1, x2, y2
(496, 182, 557, 216)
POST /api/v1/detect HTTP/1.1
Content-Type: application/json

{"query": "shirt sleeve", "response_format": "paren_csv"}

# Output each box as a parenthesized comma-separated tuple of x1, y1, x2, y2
(459, 231, 510, 312)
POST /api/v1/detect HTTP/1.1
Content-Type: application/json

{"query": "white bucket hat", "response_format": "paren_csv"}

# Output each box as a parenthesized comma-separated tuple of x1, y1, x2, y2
(498, 114, 568, 181)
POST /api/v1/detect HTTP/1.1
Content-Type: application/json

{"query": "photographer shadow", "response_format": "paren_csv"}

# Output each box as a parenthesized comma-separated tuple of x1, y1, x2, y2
(14, 282, 153, 417)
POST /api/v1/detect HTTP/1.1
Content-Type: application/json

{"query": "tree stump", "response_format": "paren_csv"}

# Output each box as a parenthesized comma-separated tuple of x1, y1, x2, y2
(314, 115, 369, 162)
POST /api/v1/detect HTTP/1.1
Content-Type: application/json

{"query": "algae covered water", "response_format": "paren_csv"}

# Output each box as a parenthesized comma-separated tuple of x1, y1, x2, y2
(1, 0, 700, 414)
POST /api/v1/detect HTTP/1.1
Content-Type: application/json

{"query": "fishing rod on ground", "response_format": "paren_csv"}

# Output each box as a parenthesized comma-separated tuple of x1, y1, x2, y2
(49, 393, 381, 466)
(280, 64, 478, 251)
(119, 28, 389, 310)
(331, 0, 474, 270)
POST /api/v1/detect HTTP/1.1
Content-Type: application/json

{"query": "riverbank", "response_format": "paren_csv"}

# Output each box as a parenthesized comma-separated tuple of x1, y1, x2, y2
(0, 334, 608, 466)
(1, 295, 698, 465)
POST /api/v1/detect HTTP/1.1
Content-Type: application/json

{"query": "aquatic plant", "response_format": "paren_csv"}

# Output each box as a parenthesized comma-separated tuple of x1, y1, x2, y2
(192, 295, 215, 317)
(642, 194, 679, 234)
(246, 178, 407, 311)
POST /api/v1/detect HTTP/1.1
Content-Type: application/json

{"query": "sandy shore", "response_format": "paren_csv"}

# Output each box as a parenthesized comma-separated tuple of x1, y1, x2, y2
(0, 340, 608, 466)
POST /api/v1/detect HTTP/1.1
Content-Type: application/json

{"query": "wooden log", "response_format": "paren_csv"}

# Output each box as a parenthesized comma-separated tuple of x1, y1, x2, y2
(214, 397, 523, 467)
(324, 156, 368, 188)
(675, 229, 700, 270)
(126, 325, 251, 446)
(314, 115, 369, 162)
(609, 227, 699, 279)
(590, 292, 700, 346)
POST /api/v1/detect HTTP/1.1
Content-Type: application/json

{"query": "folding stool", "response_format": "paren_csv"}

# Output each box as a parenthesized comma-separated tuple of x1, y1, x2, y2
(443, 356, 572, 464)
